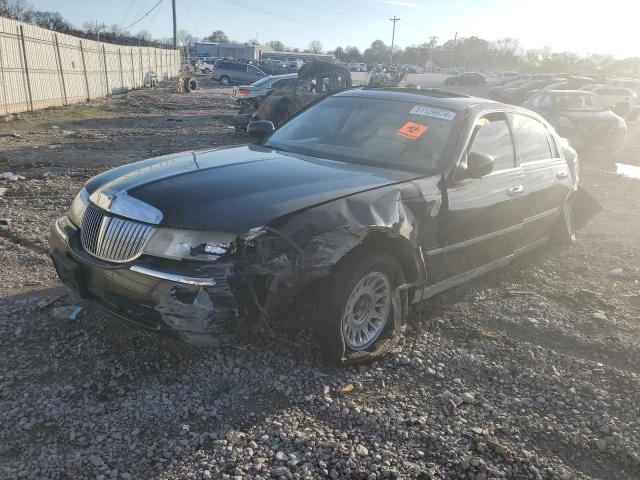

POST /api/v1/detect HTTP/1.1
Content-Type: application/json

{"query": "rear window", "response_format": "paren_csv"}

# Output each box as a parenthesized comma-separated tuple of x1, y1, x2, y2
(265, 96, 456, 171)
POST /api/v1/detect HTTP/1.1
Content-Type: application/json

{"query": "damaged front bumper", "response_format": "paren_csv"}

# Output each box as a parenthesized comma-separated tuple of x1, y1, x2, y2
(50, 217, 242, 346)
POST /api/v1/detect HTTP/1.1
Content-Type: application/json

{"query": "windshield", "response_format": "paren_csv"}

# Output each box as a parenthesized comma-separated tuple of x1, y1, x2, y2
(264, 96, 455, 171)
(554, 93, 608, 111)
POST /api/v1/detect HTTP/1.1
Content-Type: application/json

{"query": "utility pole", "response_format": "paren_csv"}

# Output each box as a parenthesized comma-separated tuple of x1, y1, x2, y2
(449, 31, 458, 68)
(172, 0, 177, 49)
(428, 36, 438, 71)
(389, 16, 400, 65)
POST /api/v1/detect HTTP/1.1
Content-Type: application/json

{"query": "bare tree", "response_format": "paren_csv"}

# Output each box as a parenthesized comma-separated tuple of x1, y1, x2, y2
(308, 40, 323, 54)
(176, 29, 194, 46)
(267, 40, 285, 52)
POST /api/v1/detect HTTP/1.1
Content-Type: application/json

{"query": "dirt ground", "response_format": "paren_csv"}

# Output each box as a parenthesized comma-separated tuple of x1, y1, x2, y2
(1, 76, 639, 480)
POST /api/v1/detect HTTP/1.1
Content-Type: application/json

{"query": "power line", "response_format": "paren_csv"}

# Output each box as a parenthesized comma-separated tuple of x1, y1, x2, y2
(115, 0, 164, 31)
(222, 0, 330, 30)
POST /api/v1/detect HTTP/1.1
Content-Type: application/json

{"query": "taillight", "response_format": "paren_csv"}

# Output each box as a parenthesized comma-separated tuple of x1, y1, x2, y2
(237, 89, 250, 96)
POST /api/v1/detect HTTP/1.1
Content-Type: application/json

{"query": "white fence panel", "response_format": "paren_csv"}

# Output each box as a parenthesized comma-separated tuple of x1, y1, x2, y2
(0, 16, 181, 115)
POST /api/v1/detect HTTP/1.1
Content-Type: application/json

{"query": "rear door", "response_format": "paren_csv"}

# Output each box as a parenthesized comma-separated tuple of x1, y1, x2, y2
(510, 113, 572, 248)
(433, 112, 526, 282)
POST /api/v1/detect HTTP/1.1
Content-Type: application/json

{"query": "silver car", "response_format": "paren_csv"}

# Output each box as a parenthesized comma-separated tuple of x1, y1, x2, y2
(232, 73, 297, 112)
(212, 60, 267, 86)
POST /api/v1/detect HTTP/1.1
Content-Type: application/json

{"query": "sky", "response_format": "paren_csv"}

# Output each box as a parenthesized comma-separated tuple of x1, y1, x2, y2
(29, 0, 639, 59)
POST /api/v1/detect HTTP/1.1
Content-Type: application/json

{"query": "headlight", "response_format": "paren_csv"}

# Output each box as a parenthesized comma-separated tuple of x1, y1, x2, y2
(556, 117, 574, 128)
(67, 187, 89, 226)
(143, 228, 237, 261)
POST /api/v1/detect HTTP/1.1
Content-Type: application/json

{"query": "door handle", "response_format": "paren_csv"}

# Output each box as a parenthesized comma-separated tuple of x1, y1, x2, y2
(507, 185, 524, 196)
(557, 171, 569, 179)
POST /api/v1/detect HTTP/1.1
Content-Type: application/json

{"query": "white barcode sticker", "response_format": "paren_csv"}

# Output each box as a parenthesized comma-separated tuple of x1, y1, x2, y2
(410, 106, 457, 121)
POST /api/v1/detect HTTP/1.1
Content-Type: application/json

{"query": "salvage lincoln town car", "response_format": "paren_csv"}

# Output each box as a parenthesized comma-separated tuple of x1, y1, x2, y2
(50, 87, 596, 364)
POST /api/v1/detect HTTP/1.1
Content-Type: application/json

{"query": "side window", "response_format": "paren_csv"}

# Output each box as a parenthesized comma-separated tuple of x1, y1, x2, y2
(271, 79, 291, 89)
(539, 94, 553, 108)
(468, 115, 516, 171)
(511, 114, 553, 162)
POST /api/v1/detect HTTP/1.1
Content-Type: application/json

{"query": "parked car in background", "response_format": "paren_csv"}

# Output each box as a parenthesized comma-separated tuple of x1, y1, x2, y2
(612, 78, 640, 97)
(523, 90, 627, 149)
(489, 80, 530, 100)
(444, 72, 487, 85)
(212, 60, 267, 85)
(542, 76, 596, 91)
(581, 85, 637, 116)
(232, 73, 297, 113)
(499, 79, 562, 105)
(51, 87, 596, 364)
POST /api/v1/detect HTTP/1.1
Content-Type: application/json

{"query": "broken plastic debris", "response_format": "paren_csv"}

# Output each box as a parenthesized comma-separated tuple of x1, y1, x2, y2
(322, 385, 330, 397)
(1, 172, 25, 181)
(608, 268, 625, 277)
(181, 424, 190, 432)
(615, 163, 640, 180)
(0, 187, 6, 196)
(51, 305, 83, 321)
(339, 384, 354, 394)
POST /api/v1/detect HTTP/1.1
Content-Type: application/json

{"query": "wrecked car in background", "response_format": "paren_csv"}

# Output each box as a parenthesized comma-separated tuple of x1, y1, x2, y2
(232, 61, 351, 128)
(232, 73, 297, 114)
(50, 87, 600, 364)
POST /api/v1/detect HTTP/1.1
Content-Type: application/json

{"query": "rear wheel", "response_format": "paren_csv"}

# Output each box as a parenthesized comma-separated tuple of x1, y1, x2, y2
(314, 250, 407, 365)
(550, 197, 576, 246)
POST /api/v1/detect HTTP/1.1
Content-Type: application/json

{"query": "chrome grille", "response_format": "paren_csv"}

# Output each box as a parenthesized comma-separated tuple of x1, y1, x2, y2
(80, 203, 155, 263)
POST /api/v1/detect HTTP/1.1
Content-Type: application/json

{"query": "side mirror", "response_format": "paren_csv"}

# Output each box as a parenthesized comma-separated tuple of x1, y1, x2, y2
(466, 152, 494, 178)
(247, 120, 275, 139)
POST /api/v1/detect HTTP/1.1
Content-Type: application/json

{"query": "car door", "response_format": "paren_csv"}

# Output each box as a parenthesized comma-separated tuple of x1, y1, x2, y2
(247, 65, 265, 82)
(432, 112, 526, 283)
(510, 112, 572, 249)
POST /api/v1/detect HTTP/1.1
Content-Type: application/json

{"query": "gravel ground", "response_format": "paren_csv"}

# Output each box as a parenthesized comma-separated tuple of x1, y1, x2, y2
(1, 76, 640, 480)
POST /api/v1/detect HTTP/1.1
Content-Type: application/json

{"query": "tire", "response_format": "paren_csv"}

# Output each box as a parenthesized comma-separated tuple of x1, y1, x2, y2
(220, 76, 231, 86)
(550, 197, 576, 246)
(314, 250, 408, 365)
(183, 77, 198, 93)
(202, 68, 211, 74)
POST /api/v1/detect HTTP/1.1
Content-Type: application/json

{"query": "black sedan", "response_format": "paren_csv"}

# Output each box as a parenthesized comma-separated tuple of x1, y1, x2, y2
(51, 88, 587, 364)
(444, 72, 487, 86)
(522, 90, 627, 149)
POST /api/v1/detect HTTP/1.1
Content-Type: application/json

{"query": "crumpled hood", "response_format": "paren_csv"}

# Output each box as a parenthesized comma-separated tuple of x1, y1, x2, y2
(85, 145, 418, 234)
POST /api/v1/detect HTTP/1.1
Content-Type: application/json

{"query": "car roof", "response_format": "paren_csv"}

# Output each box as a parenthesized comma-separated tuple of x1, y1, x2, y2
(334, 87, 501, 111)
(547, 89, 597, 95)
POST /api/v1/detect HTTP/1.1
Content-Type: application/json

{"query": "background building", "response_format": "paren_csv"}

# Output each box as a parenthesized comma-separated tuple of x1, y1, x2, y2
(193, 42, 272, 60)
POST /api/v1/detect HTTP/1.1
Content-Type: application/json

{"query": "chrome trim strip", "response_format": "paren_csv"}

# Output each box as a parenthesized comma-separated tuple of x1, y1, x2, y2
(524, 207, 560, 224)
(425, 207, 559, 257)
(54, 218, 68, 240)
(89, 190, 163, 225)
(443, 223, 522, 253)
(129, 265, 217, 286)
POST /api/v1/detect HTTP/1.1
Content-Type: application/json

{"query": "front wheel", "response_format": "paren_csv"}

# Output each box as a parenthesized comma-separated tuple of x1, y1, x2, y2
(314, 250, 407, 365)
(220, 76, 231, 86)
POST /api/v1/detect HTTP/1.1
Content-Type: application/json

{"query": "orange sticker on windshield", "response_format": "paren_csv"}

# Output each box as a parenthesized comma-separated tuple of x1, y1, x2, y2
(396, 122, 428, 140)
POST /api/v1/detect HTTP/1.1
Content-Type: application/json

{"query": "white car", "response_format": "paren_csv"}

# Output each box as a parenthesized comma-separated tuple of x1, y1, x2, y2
(581, 84, 637, 116)
(196, 61, 215, 74)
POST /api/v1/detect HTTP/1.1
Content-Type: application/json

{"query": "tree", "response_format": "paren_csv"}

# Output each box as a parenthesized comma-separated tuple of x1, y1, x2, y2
(308, 40, 323, 54)
(364, 39, 388, 64)
(344, 46, 362, 62)
(0, 0, 31, 21)
(31, 11, 70, 32)
(203, 30, 229, 43)
(137, 30, 152, 42)
(492, 37, 522, 66)
(334, 46, 345, 61)
(177, 29, 194, 47)
(267, 40, 286, 52)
